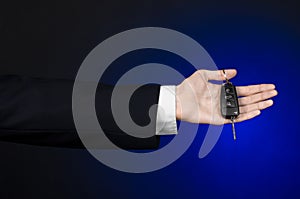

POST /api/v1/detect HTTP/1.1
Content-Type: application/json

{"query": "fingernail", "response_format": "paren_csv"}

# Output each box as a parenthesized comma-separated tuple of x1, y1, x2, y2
(271, 90, 278, 95)
(267, 100, 274, 105)
(270, 84, 276, 89)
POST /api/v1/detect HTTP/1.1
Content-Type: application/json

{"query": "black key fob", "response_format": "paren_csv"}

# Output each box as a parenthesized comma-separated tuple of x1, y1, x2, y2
(221, 82, 240, 119)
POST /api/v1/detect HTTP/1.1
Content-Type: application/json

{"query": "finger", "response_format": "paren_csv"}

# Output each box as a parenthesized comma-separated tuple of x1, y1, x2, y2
(203, 69, 237, 81)
(236, 84, 276, 97)
(239, 90, 278, 106)
(235, 110, 261, 123)
(239, 100, 273, 114)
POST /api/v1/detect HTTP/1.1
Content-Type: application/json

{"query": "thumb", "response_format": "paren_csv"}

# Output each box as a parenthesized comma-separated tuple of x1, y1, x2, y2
(205, 69, 237, 81)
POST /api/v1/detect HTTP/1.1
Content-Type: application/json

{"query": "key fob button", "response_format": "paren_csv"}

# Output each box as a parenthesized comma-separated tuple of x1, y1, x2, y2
(225, 95, 232, 99)
(226, 100, 236, 107)
(226, 88, 232, 93)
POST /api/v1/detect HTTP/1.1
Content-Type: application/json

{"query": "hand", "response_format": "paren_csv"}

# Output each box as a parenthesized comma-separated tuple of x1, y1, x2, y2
(176, 69, 278, 124)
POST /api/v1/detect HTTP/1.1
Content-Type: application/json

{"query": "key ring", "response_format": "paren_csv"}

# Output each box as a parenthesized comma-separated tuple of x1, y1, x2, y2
(222, 69, 229, 83)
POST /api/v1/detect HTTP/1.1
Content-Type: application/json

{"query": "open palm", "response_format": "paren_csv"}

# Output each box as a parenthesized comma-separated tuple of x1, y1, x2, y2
(176, 69, 277, 125)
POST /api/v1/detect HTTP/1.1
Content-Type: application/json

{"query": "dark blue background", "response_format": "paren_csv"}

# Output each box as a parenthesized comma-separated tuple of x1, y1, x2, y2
(0, 0, 299, 198)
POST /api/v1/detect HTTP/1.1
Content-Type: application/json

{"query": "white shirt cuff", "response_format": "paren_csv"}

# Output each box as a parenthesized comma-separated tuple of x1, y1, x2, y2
(155, 85, 178, 135)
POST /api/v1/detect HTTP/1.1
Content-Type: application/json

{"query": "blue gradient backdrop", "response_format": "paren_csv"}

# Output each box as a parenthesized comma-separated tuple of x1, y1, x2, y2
(83, 5, 300, 199)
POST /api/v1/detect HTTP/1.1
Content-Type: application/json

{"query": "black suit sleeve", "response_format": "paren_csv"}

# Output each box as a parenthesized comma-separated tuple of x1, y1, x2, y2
(0, 75, 160, 149)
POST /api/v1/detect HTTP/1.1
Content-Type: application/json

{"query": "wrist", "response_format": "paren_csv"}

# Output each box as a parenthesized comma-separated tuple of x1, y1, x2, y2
(176, 85, 182, 120)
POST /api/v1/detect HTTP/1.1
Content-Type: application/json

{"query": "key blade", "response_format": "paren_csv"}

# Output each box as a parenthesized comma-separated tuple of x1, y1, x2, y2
(231, 119, 237, 140)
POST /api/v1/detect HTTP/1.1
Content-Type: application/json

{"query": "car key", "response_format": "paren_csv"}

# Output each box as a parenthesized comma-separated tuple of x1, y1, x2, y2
(220, 70, 240, 140)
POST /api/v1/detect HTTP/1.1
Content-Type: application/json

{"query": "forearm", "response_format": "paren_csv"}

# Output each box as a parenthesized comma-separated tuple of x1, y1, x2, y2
(0, 75, 160, 149)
